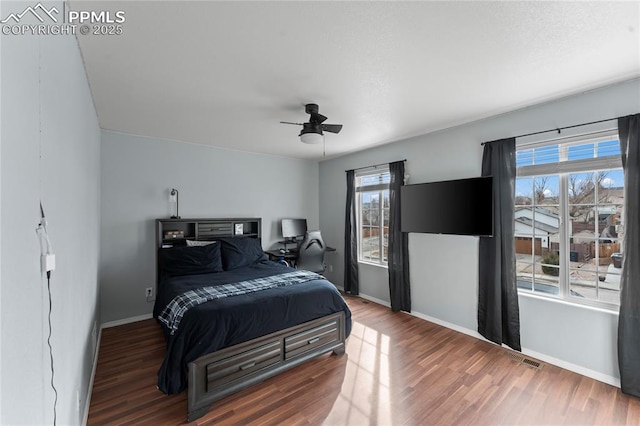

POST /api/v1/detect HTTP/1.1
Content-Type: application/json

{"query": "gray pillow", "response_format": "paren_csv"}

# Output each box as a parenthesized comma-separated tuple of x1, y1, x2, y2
(186, 240, 217, 247)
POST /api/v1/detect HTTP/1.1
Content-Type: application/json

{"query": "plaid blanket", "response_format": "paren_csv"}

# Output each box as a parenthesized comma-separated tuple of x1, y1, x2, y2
(158, 270, 324, 334)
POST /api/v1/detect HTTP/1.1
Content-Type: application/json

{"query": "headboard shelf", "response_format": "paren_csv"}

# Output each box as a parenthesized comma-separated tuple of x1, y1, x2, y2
(156, 218, 261, 248)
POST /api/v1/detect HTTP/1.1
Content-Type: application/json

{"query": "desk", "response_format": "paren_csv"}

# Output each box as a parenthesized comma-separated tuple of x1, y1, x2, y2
(265, 249, 298, 264)
(265, 246, 336, 267)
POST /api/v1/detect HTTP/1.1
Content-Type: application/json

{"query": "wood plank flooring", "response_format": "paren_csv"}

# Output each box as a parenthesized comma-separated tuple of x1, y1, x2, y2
(88, 295, 640, 425)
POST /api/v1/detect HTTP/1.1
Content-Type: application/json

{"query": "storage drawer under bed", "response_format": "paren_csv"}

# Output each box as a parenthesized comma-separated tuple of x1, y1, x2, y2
(188, 311, 346, 422)
(284, 317, 341, 360)
(205, 340, 281, 392)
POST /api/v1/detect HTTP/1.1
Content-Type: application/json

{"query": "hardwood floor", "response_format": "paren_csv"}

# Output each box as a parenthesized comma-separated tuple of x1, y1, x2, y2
(88, 295, 640, 425)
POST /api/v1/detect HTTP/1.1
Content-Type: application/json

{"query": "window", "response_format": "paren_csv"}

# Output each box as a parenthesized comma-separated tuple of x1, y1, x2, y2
(515, 129, 625, 309)
(356, 167, 390, 266)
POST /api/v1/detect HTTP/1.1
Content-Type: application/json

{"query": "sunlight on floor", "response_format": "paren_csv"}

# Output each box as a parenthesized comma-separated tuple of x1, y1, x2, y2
(323, 321, 393, 425)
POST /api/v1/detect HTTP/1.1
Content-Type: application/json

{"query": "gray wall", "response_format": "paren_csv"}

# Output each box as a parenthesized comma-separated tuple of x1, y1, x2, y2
(100, 131, 319, 323)
(319, 78, 640, 384)
(0, 3, 101, 424)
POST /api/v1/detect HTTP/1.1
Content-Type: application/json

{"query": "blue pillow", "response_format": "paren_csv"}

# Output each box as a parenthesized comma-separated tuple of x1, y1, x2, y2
(158, 243, 223, 278)
(220, 238, 267, 270)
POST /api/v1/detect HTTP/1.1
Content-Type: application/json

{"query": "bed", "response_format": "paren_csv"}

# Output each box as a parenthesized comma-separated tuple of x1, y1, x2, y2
(153, 218, 352, 422)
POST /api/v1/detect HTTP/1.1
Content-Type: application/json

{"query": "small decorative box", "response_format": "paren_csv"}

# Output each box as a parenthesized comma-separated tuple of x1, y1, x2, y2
(164, 230, 184, 239)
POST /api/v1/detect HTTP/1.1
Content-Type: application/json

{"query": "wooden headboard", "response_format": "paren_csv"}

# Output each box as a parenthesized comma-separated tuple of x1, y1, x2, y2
(155, 218, 262, 286)
(156, 218, 262, 249)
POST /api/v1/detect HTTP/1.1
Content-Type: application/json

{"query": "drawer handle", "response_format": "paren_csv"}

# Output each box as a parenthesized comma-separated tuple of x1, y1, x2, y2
(307, 338, 320, 345)
(239, 362, 256, 371)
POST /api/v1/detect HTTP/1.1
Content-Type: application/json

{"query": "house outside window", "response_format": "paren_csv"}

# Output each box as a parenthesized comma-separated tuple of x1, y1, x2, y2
(515, 129, 624, 310)
(356, 167, 390, 266)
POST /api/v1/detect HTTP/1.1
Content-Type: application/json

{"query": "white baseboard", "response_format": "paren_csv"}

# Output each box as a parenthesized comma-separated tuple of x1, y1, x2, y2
(101, 313, 153, 329)
(407, 309, 485, 341)
(357, 293, 391, 308)
(82, 327, 102, 426)
(356, 292, 621, 389)
(520, 347, 620, 388)
(82, 313, 154, 424)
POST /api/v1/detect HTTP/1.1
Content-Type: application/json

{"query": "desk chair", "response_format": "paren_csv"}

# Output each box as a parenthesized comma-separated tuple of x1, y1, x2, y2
(296, 230, 326, 273)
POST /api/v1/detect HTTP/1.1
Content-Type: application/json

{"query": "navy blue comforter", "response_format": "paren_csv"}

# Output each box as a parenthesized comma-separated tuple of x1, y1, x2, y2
(153, 260, 352, 394)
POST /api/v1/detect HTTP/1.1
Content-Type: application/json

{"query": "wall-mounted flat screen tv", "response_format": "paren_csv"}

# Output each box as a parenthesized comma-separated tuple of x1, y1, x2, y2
(401, 176, 493, 237)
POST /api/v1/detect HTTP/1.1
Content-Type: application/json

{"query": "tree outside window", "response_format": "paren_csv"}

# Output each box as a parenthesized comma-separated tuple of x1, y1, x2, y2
(515, 136, 624, 309)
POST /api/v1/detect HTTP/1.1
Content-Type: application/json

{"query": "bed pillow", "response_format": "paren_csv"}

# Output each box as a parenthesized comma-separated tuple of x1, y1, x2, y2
(158, 243, 223, 278)
(186, 239, 217, 247)
(220, 237, 267, 270)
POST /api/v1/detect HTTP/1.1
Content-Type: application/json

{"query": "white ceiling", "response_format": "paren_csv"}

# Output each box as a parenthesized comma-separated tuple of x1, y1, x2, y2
(74, 1, 640, 161)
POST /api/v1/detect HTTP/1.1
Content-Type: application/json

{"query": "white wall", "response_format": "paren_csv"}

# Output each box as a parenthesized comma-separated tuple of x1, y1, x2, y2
(0, 2, 101, 423)
(319, 78, 640, 384)
(100, 131, 319, 323)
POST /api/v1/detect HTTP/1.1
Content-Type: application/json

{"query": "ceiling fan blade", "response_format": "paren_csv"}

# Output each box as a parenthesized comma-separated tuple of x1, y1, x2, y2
(322, 123, 343, 134)
(280, 121, 303, 126)
(310, 112, 328, 124)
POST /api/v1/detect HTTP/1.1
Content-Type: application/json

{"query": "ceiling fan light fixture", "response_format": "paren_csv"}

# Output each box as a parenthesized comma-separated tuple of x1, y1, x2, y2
(281, 103, 341, 146)
(300, 132, 324, 144)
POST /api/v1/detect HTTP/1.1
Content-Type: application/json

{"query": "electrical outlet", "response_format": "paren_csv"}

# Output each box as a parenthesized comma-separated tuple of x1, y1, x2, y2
(328, 264, 333, 272)
(146, 287, 154, 302)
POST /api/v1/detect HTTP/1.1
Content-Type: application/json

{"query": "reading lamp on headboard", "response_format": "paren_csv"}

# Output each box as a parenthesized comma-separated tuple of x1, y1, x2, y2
(169, 188, 180, 219)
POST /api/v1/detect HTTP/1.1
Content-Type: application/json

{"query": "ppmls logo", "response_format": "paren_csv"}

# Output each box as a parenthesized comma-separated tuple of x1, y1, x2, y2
(1, 2, 126, 36)
(0, 2, 59, 24)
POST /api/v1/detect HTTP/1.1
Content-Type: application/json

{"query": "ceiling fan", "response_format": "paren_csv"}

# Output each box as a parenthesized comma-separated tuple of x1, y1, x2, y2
(280, 103, 343, 144)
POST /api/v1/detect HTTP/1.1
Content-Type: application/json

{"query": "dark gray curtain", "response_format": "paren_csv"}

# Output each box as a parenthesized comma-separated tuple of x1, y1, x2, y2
(478, 137, 521, 351)
(618, 113, 640, 397)
(344, 170, 359, 294)
(388, 161, 411, 312)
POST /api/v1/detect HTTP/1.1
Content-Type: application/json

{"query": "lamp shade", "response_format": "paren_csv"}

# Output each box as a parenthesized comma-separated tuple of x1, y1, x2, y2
(300, 132, 324, 144)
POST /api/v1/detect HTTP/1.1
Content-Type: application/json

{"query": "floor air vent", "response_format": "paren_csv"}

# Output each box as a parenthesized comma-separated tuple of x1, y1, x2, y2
(522, 358, 543, 369)
(505, 351, 544, 370)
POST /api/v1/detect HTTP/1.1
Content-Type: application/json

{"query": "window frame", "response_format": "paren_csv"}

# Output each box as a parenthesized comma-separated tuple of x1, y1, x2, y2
(355, 167, 390, 267)
(515, 127, 623, 311)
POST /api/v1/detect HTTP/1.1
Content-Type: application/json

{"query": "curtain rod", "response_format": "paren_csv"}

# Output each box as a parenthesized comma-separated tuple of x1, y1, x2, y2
(346, 159, 406, 173)
(480, 117, 618, 146)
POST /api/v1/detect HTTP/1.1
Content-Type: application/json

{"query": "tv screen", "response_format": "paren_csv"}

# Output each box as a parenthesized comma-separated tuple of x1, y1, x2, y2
(401, 176, 493, 236)
(281, 218, 307, 240)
